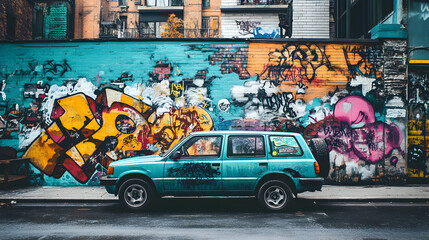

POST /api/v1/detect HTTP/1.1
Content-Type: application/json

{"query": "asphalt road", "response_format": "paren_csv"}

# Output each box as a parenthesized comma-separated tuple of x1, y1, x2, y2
(1, 198, 428, 240)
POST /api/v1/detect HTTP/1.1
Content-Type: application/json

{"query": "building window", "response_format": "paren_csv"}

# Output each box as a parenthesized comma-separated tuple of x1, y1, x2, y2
(203, 0, 210, 8)
(200, 17, 218, 37)
(171, 0, 183, 6)
(119, 0, 128, 6)
(201, 17, 210, 37)
(119, 16, 128, 29)
(6, 12, 16, 39)
(336, 0, 393, 38)
(147, 0, 183, 6)
(202, 17, 210, 29)
(140, 21, 167, 38)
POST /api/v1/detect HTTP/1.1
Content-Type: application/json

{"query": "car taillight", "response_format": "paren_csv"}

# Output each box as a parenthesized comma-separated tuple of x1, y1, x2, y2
(107, 166, 114, 175)
(314, 162, 320, 175)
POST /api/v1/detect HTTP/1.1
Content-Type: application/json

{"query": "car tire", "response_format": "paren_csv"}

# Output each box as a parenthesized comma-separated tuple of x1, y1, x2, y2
(118, 178, 153, 211)
(308, 138, 330, 178)
(257, 180, 293, 211)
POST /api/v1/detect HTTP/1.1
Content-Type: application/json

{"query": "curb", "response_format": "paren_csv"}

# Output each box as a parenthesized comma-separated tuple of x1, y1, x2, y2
(1, 197, 429, 204)
(0, 198, 118, 204)
(298, 198, 429, 202)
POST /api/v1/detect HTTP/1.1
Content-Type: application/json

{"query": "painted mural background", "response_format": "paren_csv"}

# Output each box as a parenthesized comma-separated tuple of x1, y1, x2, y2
(0, 40, 407, 185)
(408, 70, 429, 181)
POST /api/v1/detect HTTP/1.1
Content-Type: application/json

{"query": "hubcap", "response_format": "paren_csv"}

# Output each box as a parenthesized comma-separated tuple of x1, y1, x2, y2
(124, 184, 147, 208)
(264, 186, 286, 209)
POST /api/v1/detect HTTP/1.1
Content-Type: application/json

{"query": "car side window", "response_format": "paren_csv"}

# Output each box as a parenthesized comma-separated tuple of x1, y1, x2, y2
(269, 136, 303, 157)
(227, 135, 265, 158)
(180, 136, 222, 158)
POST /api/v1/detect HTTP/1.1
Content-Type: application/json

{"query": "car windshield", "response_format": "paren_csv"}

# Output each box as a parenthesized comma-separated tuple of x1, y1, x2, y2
(159, 135, 190, 157)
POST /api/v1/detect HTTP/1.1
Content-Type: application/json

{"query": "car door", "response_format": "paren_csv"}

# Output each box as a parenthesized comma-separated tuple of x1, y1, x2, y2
(163, 135, 223, 194)
(222, 134, 268, 193)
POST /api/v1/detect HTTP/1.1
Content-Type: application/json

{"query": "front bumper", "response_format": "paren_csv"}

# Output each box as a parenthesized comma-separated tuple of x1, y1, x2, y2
(99, 176, 118, 186)
(298, 177, 324, 191)
(99, 176, 118, 195)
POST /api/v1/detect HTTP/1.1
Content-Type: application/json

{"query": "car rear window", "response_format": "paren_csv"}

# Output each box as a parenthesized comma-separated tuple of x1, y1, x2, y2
(269, 136, 303, 157)
(227, 135, 265, 158)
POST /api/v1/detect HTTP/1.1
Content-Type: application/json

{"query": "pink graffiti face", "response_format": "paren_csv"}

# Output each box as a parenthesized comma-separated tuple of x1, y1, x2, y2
(316, 96, 403, 165)
(384, 123, 402, 157)
(334, 96, 375, 127)
(352, 123, 385, 164)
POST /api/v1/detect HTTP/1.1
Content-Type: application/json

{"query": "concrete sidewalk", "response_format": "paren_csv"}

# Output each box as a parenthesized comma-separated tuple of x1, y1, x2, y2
(0, 185, 429, 203)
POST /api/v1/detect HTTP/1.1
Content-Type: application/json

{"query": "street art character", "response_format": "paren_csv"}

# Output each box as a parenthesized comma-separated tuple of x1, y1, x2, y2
(24, 87, 214, 183)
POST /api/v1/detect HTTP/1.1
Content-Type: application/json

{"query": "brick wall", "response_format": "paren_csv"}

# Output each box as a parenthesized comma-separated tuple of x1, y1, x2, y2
(74, 0, 101, 39)
(0, 0, 33, 40)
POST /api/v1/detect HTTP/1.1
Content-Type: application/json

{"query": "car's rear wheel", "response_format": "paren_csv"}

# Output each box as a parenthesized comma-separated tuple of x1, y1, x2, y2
(257, 180, 293, 211)
(119, 178, 153, 210)
(308, 138, 330, 178)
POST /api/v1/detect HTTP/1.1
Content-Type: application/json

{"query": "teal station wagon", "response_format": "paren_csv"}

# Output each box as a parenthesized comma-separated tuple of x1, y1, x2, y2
(100, 131, 329, 211)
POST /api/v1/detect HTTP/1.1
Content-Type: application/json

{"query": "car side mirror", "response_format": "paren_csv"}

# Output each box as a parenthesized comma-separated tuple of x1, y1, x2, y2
(170, 151, 181, 160)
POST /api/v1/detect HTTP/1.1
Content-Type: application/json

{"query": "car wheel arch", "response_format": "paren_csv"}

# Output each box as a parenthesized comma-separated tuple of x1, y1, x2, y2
(116, 173, 157, 195)
(255, 173, 297, 197)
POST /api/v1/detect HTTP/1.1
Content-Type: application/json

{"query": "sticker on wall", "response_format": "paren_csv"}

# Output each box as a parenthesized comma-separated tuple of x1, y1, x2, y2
(218, 99, 231, 112)
(386, 108, 406, 118)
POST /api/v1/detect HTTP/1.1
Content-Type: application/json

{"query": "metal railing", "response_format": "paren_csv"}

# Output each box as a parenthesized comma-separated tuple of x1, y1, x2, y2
(99, 27, 141, 39)
(183, 28, 220, 38)
(100, 27, 219, 39)
(240, 0, 290, 5)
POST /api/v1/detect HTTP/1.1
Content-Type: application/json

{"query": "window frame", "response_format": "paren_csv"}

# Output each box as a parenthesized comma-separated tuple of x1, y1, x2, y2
(269, 135, 303, 157)
(227, 135, 266, 158)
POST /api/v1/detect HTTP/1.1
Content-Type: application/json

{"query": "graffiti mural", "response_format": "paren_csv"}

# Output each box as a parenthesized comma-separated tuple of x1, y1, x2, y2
(236, 20, 261, 35)
(407, 71, 429, 180)
(231, 42, 406, 183)
(0, 41, 407, 185)
(235, 20, 280, 39)
(305, 96, 403, 182)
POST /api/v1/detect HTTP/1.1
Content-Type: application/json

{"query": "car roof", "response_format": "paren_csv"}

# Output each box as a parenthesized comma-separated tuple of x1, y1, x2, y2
(189, 130, 302, 137)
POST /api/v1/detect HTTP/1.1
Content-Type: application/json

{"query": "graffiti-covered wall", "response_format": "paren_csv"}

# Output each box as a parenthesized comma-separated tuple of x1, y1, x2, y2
(0, 40, 407, 185)
(408, 69, 429, 181)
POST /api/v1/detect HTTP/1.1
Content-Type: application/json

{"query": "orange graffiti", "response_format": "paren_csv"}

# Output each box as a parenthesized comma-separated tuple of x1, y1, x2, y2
(24, 89, 214, 183)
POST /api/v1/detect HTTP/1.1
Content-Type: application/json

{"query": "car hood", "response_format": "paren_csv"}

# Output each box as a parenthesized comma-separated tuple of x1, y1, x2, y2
(110, 154, 164, 166)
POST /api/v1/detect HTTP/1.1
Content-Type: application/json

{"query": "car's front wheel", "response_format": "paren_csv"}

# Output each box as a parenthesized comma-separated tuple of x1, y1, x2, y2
(118, 178, 153, 210)
(257, 180, 293, 211)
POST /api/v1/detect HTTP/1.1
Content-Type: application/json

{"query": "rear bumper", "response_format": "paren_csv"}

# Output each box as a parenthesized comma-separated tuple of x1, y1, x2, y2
(298, 177, 324, 191)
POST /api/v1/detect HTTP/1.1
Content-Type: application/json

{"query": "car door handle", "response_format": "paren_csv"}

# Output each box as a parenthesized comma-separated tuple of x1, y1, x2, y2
(259, 162, 268, 167)
(212, 163, 220, 167)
